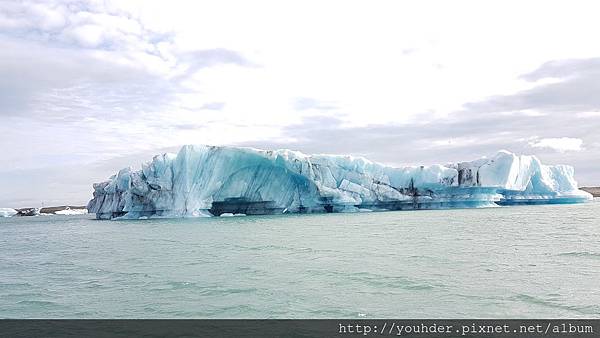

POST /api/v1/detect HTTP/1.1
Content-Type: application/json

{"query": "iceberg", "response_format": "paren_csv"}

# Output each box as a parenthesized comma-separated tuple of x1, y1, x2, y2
(0, 208, 17, 218)
(87, 146, 593, 219)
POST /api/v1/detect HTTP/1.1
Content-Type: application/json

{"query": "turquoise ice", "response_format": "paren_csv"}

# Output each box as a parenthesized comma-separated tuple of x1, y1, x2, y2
(87, 146, 592, 219)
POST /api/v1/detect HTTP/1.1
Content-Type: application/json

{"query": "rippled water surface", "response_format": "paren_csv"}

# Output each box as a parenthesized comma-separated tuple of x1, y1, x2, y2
(1, 201, 599, 318)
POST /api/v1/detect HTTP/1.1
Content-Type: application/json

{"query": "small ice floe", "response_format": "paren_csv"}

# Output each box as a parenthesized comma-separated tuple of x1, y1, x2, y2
(220, 213, 246, 217)
(357, 208, 373, 212)
(0, 208, 17, 217)
(138, 216, 149, 220)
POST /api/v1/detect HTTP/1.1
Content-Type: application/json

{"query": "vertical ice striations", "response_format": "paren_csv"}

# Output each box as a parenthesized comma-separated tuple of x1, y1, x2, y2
(87, 146, 592, 219)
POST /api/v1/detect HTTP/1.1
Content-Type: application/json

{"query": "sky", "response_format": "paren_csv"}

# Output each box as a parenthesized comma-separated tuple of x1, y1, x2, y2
(1, 0, 599, 207)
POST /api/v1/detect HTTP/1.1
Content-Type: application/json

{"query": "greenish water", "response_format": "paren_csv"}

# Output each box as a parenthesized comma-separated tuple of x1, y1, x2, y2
(1, 202, 599, 318)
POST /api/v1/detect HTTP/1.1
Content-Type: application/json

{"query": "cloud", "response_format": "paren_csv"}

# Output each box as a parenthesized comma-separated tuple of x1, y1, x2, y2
(0, 1, 148, 50)
(521, 58, 600, 82)
(293, 97, 337, 111)
(177, 49, 254, 75)
(464, 57, 600, 114)
(576, 111, 600, 118)
(67, 23, 105, 47)
(0, 36, 176, 120)
(200, 102, 226, 110)
(529, 137, 584, 152)
(0, 1, 258, 180)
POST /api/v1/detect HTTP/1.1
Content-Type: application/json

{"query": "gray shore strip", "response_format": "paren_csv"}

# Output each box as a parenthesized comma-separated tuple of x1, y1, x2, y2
(581, 187, 600, 197)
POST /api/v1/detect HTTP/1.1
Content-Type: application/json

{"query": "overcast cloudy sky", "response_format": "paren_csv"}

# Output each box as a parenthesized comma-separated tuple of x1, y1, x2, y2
(1, 0, 599, 206)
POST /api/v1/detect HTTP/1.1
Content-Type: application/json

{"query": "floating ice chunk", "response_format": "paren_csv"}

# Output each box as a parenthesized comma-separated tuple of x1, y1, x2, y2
(219, 212, 246, 217)
(0, 208, 17, 217)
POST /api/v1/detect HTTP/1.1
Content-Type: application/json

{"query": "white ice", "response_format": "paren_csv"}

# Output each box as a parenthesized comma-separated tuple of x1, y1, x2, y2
(0, 208, 17, 217)
(55, 207, 88, 215)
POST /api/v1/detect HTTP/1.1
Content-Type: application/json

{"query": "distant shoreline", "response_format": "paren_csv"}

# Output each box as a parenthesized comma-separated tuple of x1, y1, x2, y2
(581, 187, 600, 197)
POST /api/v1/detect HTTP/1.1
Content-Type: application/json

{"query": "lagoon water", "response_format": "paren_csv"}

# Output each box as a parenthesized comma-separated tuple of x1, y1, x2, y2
(1, 202, 599, 318)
